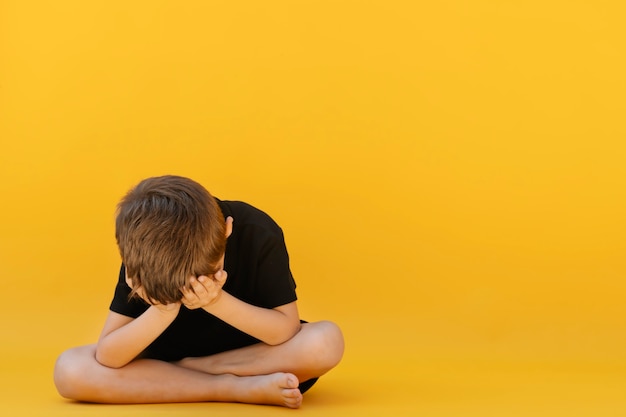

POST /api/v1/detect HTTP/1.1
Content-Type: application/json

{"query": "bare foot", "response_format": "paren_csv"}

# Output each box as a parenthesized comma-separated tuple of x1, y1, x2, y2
(234, 372, 302, 408)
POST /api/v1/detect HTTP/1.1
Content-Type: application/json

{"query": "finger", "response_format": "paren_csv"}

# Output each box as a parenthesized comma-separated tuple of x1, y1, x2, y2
(180, 289, 193, 303)
(214, 269, 228, 284)
(225, 216, 234, 238)
(193, 276, 210, 294)
(181, 282, 198, 301)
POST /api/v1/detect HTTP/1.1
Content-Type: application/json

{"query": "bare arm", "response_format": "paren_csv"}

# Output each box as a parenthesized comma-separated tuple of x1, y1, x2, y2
(95, 303, 180, 368)
(182, 271, 301, 345)
(207, 294, 300, 345)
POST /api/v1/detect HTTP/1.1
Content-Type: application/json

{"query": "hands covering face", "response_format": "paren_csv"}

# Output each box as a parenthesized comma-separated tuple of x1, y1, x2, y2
(126, 269, 228, 310)
(125, 216, 233, 311)
(181, 269, 228, 310)
(125, 268, 228, 311)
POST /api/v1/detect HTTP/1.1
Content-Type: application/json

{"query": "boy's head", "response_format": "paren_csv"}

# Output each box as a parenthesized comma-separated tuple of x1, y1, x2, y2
(115, 175, 226, 305)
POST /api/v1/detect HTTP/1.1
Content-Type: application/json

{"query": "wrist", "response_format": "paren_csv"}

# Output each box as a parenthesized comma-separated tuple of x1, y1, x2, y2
(202, 289, 225, 311)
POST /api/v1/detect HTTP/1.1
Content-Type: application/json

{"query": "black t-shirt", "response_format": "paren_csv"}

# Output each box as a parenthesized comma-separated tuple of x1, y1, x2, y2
(109, 199, 297, 361)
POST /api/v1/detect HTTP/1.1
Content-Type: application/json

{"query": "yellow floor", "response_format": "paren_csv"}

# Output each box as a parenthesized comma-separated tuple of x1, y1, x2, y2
(2, 1, 626, 416)
(4, 307, 626, 416)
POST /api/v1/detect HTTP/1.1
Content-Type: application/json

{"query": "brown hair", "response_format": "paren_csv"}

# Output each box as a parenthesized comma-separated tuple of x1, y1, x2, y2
(115, 175, 226, 304)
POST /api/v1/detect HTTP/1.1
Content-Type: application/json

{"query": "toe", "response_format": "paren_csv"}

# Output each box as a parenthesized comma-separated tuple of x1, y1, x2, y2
(283, 390, 303, 408)
(285, 374, 299, 389)
(283, 388, 301, 398)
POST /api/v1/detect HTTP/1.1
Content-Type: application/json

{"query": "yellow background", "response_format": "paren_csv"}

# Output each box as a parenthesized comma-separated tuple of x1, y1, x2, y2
(1, 1, 626, 415)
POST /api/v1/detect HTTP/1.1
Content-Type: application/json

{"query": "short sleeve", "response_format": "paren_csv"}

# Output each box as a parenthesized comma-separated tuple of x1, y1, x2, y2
(109, 264, 150, 318)
(252, 229, 298, 308)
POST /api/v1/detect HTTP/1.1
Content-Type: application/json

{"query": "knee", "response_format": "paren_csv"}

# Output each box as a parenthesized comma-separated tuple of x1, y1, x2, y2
(53, 345, 95, 400)
(307, 321, 344, 371)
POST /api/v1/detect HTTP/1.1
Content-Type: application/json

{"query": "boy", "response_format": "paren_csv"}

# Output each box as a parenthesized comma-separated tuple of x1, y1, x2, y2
(54, 175, 344, 408)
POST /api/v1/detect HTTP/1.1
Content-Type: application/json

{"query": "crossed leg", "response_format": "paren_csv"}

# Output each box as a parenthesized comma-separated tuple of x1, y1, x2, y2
(54, 321, 344, 408)
(176, 321, 344, 382)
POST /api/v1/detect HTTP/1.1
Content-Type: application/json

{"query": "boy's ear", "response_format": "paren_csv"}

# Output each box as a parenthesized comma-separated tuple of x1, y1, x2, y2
(225, 216, 234, 238)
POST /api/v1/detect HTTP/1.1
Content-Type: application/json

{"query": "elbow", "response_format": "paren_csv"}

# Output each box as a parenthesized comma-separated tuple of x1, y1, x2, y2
(95, 355, 126, 369)
(94, 345, 129, 369)
(266, 320, 302, 346)
(94, 353, 121, 369)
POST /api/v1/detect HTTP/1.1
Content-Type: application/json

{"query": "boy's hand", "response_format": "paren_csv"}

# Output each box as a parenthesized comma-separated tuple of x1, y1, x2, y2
(181, 270, 228, 310)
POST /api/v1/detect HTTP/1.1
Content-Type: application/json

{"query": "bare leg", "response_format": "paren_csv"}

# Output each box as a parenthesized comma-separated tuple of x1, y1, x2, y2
(54, 345, 302, 408)
(176, 321, 344, 382)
